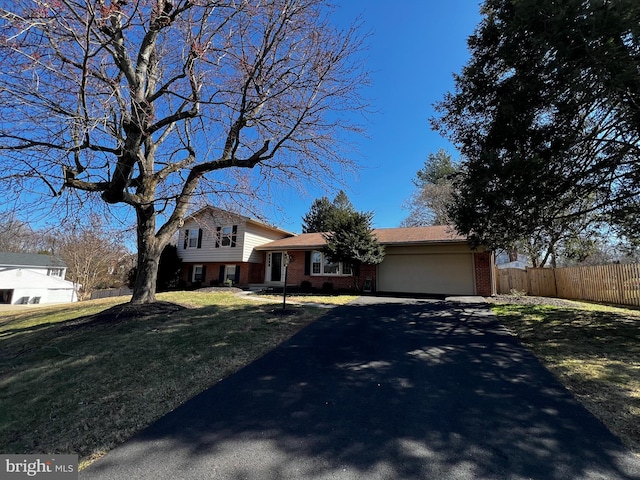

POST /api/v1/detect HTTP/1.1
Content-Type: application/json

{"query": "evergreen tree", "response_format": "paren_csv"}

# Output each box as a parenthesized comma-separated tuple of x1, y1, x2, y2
(302, 190, 355, 233)
(433, 0, 640, 249)
(402, 149, 458, 226)
(323, 211, 384, 290)
(302, 196, 334, 233)
(156, 245, 183, 292)
(414, 149, 457, 188)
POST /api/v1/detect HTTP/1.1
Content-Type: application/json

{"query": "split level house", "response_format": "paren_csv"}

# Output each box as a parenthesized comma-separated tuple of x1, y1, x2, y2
(178, 206, 494, 297)
(0, 252, 79, 304)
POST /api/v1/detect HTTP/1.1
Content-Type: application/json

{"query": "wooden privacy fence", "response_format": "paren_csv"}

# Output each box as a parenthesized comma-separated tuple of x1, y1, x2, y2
(90, 287, 133, 300)
(496, 263, 640, 307)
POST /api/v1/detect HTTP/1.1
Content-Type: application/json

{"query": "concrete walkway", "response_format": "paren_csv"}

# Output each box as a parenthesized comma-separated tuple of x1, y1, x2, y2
(81, 298, 640, 480)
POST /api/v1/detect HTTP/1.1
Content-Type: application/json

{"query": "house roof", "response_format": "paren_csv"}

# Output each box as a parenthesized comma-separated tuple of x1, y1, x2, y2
(185, 206, 295, 237)
(256, 225, 467, 251)
(0, 252, 67, 268)
(375, 225, 466, 244)
(0, 267, 77, 289)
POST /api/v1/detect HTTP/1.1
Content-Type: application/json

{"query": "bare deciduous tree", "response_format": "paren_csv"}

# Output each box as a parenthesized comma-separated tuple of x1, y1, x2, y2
(56, 216, 131, 300)
(0, 0, 368, 303)
(0, 216, 42, 253)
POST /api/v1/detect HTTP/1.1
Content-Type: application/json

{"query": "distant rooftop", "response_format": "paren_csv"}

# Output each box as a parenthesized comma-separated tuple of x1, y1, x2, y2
(0, 252, 66, 268)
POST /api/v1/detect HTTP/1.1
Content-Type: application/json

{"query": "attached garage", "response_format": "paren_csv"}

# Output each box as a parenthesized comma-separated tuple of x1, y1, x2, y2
(378, 251, 475, 296)
(373, 227, 494, 297)
(256, 225, 495, 297)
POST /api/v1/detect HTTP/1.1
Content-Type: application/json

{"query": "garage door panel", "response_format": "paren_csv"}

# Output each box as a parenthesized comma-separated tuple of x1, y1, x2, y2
(378, 254, 474, 295)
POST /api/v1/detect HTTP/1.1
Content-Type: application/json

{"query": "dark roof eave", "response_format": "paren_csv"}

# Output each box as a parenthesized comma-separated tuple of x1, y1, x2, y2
(245, 218, 296, 237)
(256, 239, 475, 251)
(380, 239, 471, 247)
(255, 244, 325, 251)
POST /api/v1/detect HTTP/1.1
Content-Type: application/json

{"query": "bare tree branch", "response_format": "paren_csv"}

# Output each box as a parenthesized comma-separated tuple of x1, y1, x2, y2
(0, 0, 369, 303)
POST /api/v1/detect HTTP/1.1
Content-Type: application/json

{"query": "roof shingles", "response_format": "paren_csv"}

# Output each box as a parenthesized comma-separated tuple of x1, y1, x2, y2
(0, 252, 67, 268)
(256, 225, 465, 251)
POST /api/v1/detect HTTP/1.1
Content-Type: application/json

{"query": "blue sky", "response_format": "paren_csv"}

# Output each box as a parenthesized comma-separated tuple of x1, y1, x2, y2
(3, 1, 483, 239)
(277, 1, 483, 233)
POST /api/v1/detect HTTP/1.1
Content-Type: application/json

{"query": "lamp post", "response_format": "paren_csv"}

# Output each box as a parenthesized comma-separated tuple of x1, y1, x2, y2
(282, 253, 293, 311)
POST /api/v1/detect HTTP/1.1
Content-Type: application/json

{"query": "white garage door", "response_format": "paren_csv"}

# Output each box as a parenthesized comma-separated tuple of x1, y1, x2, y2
(378, 253, 475, 295)
(46, 289, 75, 303)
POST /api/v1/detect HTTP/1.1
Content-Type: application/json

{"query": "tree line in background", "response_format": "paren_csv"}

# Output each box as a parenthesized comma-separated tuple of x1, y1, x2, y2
(401, 148, 640, 268)
(0, 215, 133, 300)
(0, 215, 185, 300)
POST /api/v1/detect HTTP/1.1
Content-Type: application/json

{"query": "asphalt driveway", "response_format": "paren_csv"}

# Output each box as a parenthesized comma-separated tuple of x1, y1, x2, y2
(81, 298, 640, 480)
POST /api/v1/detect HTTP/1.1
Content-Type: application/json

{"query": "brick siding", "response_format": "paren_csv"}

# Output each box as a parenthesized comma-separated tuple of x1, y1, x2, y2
(473, 251, 493, 296)
(182, 262, 257, 286)
(284, 251, 377, 293)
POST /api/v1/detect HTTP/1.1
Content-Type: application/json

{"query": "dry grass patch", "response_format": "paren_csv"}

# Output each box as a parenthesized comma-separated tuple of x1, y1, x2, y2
(0, 292, 327, 468)
(255, 293, 359, 306)
(493, 301, 640, 455)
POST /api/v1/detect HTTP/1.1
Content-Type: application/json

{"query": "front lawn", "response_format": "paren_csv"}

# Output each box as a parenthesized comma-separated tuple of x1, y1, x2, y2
(0, 292, 342, 468)
(255, 292, 359, 306)
(493, 300, 640, 455)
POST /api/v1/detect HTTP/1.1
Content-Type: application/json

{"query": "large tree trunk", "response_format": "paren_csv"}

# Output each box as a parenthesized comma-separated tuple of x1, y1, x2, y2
(131, 207, 163, 304)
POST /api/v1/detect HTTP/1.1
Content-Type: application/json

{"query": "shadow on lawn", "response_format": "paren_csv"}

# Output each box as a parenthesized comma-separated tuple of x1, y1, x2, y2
(498, 304, 640, 455)
(82, 301, 640, 480)
(1, 300, 310, 458)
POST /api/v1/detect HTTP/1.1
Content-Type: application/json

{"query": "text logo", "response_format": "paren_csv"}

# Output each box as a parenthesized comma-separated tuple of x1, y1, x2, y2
(0, 455, 77, 479)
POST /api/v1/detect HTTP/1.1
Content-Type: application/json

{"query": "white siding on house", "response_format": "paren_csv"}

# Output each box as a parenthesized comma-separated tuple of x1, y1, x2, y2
(0, 266, 68, 278)
(178, 216, 245, 263)
(45, 289, 78, 303)
(243, 224, 293, 263)
(0, 268, 78, 304)
(177, 209, 292, 265)
(177, 208, 290, 272)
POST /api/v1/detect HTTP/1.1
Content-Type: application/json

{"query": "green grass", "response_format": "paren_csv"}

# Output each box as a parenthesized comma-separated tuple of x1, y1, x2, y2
(493, 301, 640, 455)
(0, 292, 331, 468)
(255, 293, 359, 306)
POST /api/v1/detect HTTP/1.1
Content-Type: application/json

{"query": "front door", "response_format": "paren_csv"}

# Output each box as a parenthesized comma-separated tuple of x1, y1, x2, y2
(267, 252, 283, 283)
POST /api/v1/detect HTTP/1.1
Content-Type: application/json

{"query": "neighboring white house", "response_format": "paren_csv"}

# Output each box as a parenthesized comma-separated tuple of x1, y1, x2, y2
(0, 252, 79, 305)
(495, 251, 529, 270)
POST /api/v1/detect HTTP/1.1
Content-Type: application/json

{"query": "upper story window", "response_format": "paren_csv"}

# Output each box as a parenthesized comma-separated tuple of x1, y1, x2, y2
(183, 228, 202, 249)
(216, 225, 237, 248)
(311, 250, 352, 276)
(47, 268, 64, 277)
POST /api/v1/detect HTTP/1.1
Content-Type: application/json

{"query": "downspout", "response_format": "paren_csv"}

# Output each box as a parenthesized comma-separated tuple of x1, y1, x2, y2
(491, 250, 497, 296)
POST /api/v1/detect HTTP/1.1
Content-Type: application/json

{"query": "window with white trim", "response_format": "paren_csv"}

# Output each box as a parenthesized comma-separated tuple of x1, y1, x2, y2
(310, 250, 352, 276)
(183, 228, 201, 249)
(224, 265, 236, 282)
(193, 265, 204, 282)
(311, 251, 322, 274)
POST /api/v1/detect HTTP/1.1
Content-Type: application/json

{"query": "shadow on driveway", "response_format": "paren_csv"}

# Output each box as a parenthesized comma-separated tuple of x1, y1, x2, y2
(81, 299, 640, 480)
